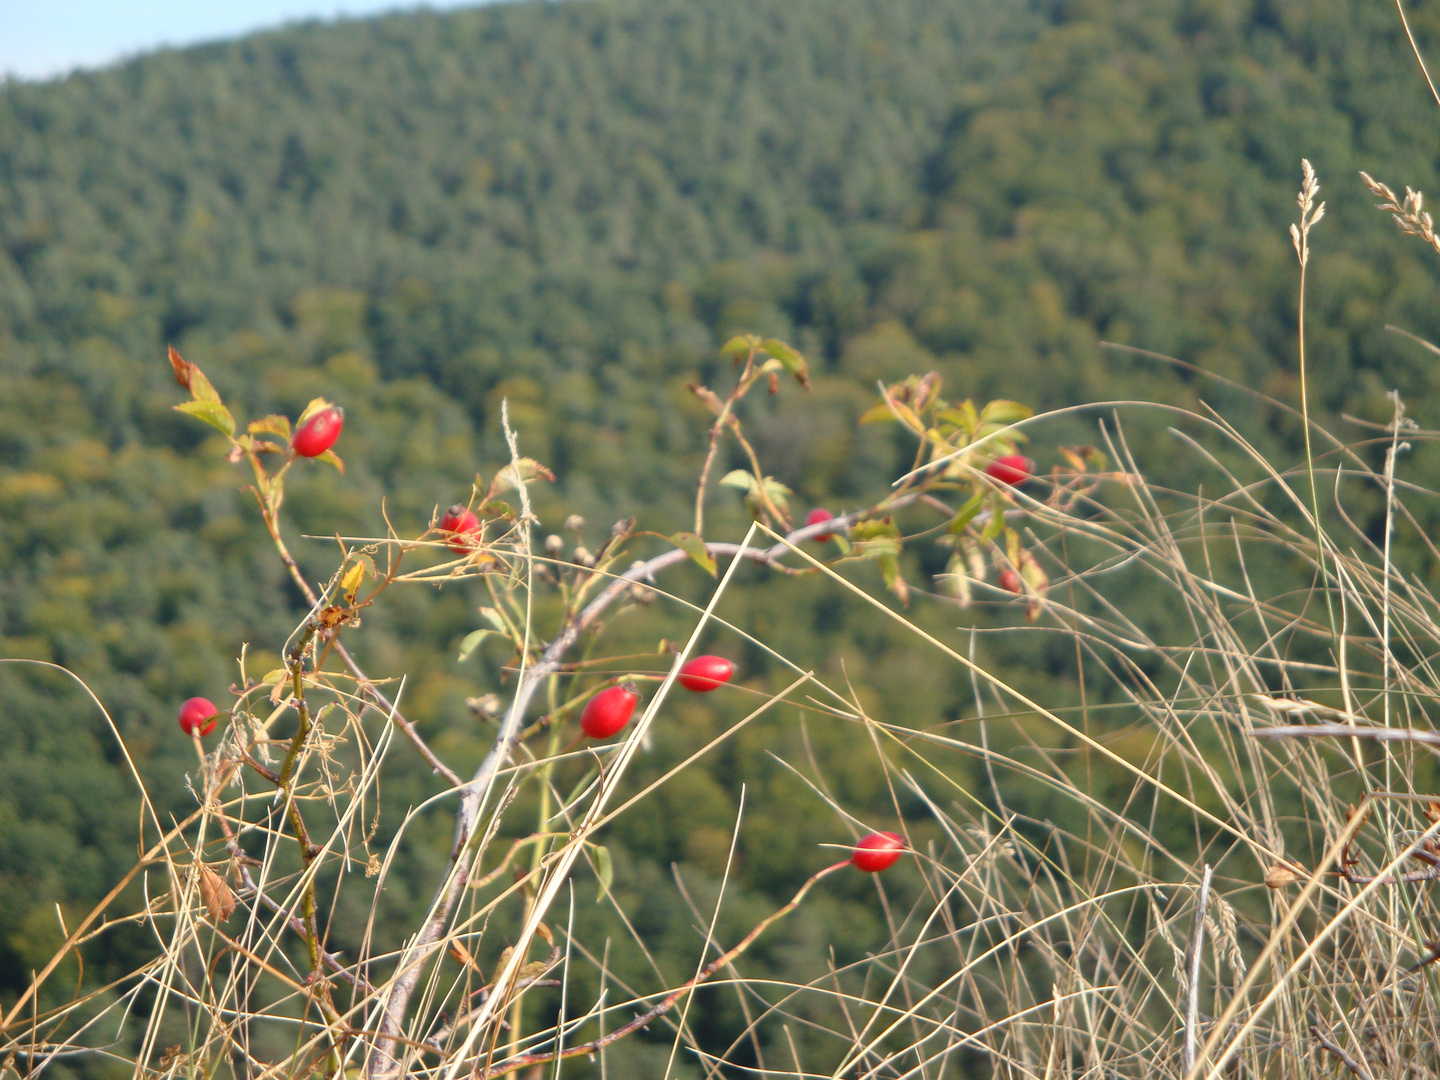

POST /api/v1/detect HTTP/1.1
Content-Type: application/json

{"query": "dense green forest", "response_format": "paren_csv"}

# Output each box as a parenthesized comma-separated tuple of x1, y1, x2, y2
(5, 0, 1440, 1071)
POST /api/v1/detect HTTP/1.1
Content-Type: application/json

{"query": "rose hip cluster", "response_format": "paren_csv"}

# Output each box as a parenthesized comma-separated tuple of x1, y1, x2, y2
(578, 655, 735, 739)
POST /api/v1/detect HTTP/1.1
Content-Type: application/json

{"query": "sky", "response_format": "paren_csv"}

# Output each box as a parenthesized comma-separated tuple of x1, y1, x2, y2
(0, 1, 489, 81)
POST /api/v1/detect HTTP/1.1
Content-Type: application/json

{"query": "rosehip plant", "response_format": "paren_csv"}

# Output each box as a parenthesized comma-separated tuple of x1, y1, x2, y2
(119, 333, 1089, 1080)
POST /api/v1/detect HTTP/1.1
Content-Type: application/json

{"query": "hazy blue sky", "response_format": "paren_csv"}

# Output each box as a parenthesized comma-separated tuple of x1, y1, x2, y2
(1, 1, 489, 80)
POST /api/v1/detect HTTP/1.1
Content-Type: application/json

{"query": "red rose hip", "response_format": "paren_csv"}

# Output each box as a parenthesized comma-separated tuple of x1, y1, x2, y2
(438, 504, 482, 553)
(804, 507, 835, 542)
(292, 405, 344, 457)
(851, 831, 905, 873)
(678, 655, 734, 692)
(985, 454, 1032, 486)
(178, 697, 220, 737)
(580, 685, 638, 739)
(998, 567, 1022, 594)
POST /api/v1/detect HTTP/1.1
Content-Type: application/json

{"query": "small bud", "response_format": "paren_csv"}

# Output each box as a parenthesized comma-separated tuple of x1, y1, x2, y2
(564, 514, 586, 534)
(611, 516, 636, 539)
(574, 546, 596, 568)
(466, 694, 503, 720)
(544, 534, 564, 556)
(630, 582, 656, 605)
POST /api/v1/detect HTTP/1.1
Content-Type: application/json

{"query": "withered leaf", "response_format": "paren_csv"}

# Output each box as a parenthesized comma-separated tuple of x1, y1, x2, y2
(1264, 862, 1301, 889)
(198, 865, 236, 922)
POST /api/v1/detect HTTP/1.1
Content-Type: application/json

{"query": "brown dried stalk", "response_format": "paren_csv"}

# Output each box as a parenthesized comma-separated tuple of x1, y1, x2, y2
(363, 503, 906, 1080)
(469, 860, 850, 1078)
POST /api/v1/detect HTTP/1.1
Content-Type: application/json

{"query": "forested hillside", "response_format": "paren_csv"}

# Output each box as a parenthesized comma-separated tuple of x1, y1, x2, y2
(4, 0, 1440, 1070)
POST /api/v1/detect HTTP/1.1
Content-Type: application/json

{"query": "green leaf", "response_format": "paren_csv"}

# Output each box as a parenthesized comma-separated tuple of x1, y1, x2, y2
(858, 395, 922, 429)
(315, 449, 344, 473)
(479, 499, 515, 519)
(759, 476, 792, 514)
(490, 457, 556, 495)
(979, 399, 1033, 425)
(477, 606, 513, 641)
(948, 493, 986, 534)
(878, 552, 909, 605)
(248, 414, 291, 439)
(668, 531, 717, 576)
(850, 520, 902, 561)
(592, 844, 614, 903)
(980, 496, 1006, 542)
(719, 334, 757, 360)
(760, 337, 810, 388)
(720, 470, 757, 493)
(934, 406, 977, 437)
(457, 628, 502, 661)
(188, 366, 222, 404)
(174, 399, 235, 438)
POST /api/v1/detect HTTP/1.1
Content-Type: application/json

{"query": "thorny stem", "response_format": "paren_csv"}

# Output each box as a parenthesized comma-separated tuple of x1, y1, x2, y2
(691, 346, 791, 534)
(363, 506, 901, 1080)
(692, 345, 754, 536)
(273, 619, 341, 1059)
(253, 478, 461, 786)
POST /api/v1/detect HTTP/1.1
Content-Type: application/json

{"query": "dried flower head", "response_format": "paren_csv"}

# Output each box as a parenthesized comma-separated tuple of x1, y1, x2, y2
(1289, 159, 1326, 268)
(1361, 170, 1440, 255)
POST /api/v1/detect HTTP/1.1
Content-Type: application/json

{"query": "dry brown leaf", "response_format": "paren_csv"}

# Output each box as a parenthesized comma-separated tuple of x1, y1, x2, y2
(198, 865, 236, 922)
(449, 941, 483, 976)
(1264, 862, 1302, 889)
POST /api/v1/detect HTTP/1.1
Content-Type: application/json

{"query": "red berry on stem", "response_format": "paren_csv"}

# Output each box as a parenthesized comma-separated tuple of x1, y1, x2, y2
(580, 685, 638, 739)
(851, 831, 906, 873)
(985, 454, 1032, 486)
(678, 655, 734, 692)
(804, 507, 835, 542)
(439, 504, 482, 553)
(178, 697, 219, 737)
(998, 567, 1022, 594)
(292, 406, 344, 458)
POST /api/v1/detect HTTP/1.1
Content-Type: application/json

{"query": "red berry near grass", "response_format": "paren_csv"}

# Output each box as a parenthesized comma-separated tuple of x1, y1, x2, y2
(851, 831, 906, 873)
(998, 567, 1022, 594)
(804, 507, 835, 542)
(292, 406, 344, 457)
(438, 504, 482, 553)
(985, 454, 1032, 486)
(678, 655, 734, 692)
(580, 685, 638, 739)
(178, 697, 219, 737)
